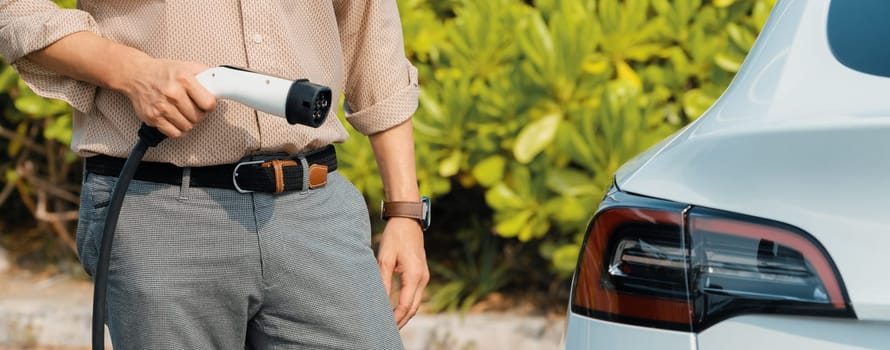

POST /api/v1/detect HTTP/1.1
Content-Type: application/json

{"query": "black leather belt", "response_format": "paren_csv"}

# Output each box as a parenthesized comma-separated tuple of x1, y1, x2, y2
(85, 145, 337, 193)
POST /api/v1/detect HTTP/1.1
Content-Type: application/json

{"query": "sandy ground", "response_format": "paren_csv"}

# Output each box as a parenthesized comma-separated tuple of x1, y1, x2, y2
(0, 268, 564, 350)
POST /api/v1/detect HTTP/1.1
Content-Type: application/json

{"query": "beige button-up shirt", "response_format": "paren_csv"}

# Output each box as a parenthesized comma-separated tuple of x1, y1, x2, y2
(0, 0, 419, 166)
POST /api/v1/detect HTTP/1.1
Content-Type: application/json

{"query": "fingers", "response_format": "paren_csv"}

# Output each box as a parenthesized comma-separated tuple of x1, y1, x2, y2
(180, 62, 217, 112)
(393, 274, 414, 329)
(146, 118, 183, 139)
(409, 269, 428, 322)
(139, 87, 197, 138)
(179, 67, 217, 112)
(161, 100, 196, 133)
(168, 86, 204, 125)
(379, 255, 395, 298)
(394, 263, 429, 329)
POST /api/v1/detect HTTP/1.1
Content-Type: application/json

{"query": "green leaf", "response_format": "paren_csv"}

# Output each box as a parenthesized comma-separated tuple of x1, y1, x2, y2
(545, 196, 590, 223)
(518, 216, 550, 241)
(43, 99, 71, 116)
(557, 123, 596, 171)
(471, 155, 506, 187)
(582, 56, 610, 75)
(418, 88, 445, 124)
(0, 66, 19, 91)
(53, 0, 77, 8)
(44, 114, 73, 145)
(714, 52, 742, 72)
(513, 113, 561, 164)
(64, 150, 79, 164)
(552, 244, 581, 273)
(682, 89, 716, 118)
(546, 168, 600, 197)
(438, 150, 462, 177)
(624, 44, 667, 61)
(727, 23, 756, 50)
(494, 210, 534, 237)
(485, 183, 525, 211)
(4, 169, 17, 183)
(527, 12, 554, 63)
(508, 166, 535, 199)
(14, 95, 47, 116)
(615, 59, 642, 90)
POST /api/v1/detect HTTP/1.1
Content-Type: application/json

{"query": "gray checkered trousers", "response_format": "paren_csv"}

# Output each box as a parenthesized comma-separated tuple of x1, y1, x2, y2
(75, 168, 403, 350)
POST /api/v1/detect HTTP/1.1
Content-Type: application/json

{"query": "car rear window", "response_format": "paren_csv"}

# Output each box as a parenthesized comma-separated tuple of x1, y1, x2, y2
(827, 0, 890, 77)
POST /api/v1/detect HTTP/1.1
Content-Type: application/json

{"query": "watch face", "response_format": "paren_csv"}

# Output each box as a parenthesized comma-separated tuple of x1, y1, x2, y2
(421, 196, 431, 231)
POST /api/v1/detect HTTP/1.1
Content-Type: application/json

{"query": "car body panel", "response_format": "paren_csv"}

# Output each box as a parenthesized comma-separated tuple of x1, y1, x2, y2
(614, 0, 890, 321)
(564, 313, 695, 350)
(697, 315, 890, 350)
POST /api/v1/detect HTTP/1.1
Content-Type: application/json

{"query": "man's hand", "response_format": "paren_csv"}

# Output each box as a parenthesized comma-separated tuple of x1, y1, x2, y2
(117, 57, 217, 138)
(377, 217, 429, 329)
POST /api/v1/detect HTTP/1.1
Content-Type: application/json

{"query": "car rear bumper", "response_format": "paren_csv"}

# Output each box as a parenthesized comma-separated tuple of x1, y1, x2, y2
(564, 313, 695, 350)
(565, 312, 890, 349)
(698, 315, 890, 350)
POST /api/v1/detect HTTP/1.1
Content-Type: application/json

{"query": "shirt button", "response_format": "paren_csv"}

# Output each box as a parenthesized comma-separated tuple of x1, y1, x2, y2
(252, 34, 264, 44)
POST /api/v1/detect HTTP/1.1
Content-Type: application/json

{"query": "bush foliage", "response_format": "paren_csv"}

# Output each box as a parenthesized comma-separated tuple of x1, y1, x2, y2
(1, 0, 774, 310)
(0, 0, 81, 258)
(343, 0, 775, 279)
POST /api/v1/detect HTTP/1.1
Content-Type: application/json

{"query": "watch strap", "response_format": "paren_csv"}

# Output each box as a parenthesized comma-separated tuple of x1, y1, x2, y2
(381, 201, 424, 220)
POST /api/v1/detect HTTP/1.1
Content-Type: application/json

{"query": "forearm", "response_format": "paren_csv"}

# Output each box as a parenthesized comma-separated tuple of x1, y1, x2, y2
(26, 31, 150, 93)
(369, 119, 420, 202)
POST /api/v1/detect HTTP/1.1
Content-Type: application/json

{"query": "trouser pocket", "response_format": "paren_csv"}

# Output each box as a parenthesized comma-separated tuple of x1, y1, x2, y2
(75, 172, 114, 277)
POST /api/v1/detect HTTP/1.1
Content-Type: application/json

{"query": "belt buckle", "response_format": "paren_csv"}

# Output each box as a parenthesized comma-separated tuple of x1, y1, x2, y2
(232, 160, 266, 193)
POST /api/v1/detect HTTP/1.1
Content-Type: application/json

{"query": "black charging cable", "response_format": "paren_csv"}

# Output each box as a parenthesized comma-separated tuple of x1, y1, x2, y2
(91, 124, 166, 349)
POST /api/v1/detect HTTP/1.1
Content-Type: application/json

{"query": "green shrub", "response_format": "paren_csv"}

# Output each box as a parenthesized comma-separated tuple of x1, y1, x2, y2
(347, 0, 776, 307)
(0, 0, 81, 257)
(353, 0, 770, 276)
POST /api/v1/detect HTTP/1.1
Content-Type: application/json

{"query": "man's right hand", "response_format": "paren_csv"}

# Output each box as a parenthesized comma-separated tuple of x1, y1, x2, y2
(117, 57, 217, 138)
(26, 32, 217, 138)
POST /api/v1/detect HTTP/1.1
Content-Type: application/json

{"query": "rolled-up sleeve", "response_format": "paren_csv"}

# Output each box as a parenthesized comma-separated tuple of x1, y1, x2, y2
(334, 0, 419, 135)
(0, 0, 99, 113)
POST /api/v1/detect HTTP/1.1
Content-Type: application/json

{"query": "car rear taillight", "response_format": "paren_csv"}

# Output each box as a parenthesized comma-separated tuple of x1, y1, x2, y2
(571, 189, 855, 332)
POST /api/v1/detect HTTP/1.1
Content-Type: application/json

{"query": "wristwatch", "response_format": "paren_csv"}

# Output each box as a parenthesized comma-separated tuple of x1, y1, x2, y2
(381, 196, 431, 231)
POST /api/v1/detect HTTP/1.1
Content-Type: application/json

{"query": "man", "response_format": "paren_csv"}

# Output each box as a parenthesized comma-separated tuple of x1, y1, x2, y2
(0, 1, 428, 349)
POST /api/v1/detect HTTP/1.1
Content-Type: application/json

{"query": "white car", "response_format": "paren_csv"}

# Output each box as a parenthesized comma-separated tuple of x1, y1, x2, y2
(564, 1, 890, 349)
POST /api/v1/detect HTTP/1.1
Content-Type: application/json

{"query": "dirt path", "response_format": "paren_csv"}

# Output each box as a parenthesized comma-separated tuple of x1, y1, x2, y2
(0, 268, 564, 350)
(0, 269, 99, 349)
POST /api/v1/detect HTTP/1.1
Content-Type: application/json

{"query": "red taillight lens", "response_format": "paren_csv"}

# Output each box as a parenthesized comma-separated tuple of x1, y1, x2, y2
(571, 191, 854, 332)
(573, 194, 693, 331)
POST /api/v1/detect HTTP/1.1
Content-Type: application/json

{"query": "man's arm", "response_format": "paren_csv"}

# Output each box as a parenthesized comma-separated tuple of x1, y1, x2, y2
(25, 31, 215, 138)
(2, 1, 215, 136)
(369, 119, 429, 329)
(333, 0, 427, 328)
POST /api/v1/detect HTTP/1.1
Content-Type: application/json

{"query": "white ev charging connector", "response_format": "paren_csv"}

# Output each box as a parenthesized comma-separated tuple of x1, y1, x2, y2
(196, 66, 331, 127)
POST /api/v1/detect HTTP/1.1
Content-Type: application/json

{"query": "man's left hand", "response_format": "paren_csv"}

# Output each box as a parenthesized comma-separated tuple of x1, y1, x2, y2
(377, 217, 429, 329)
